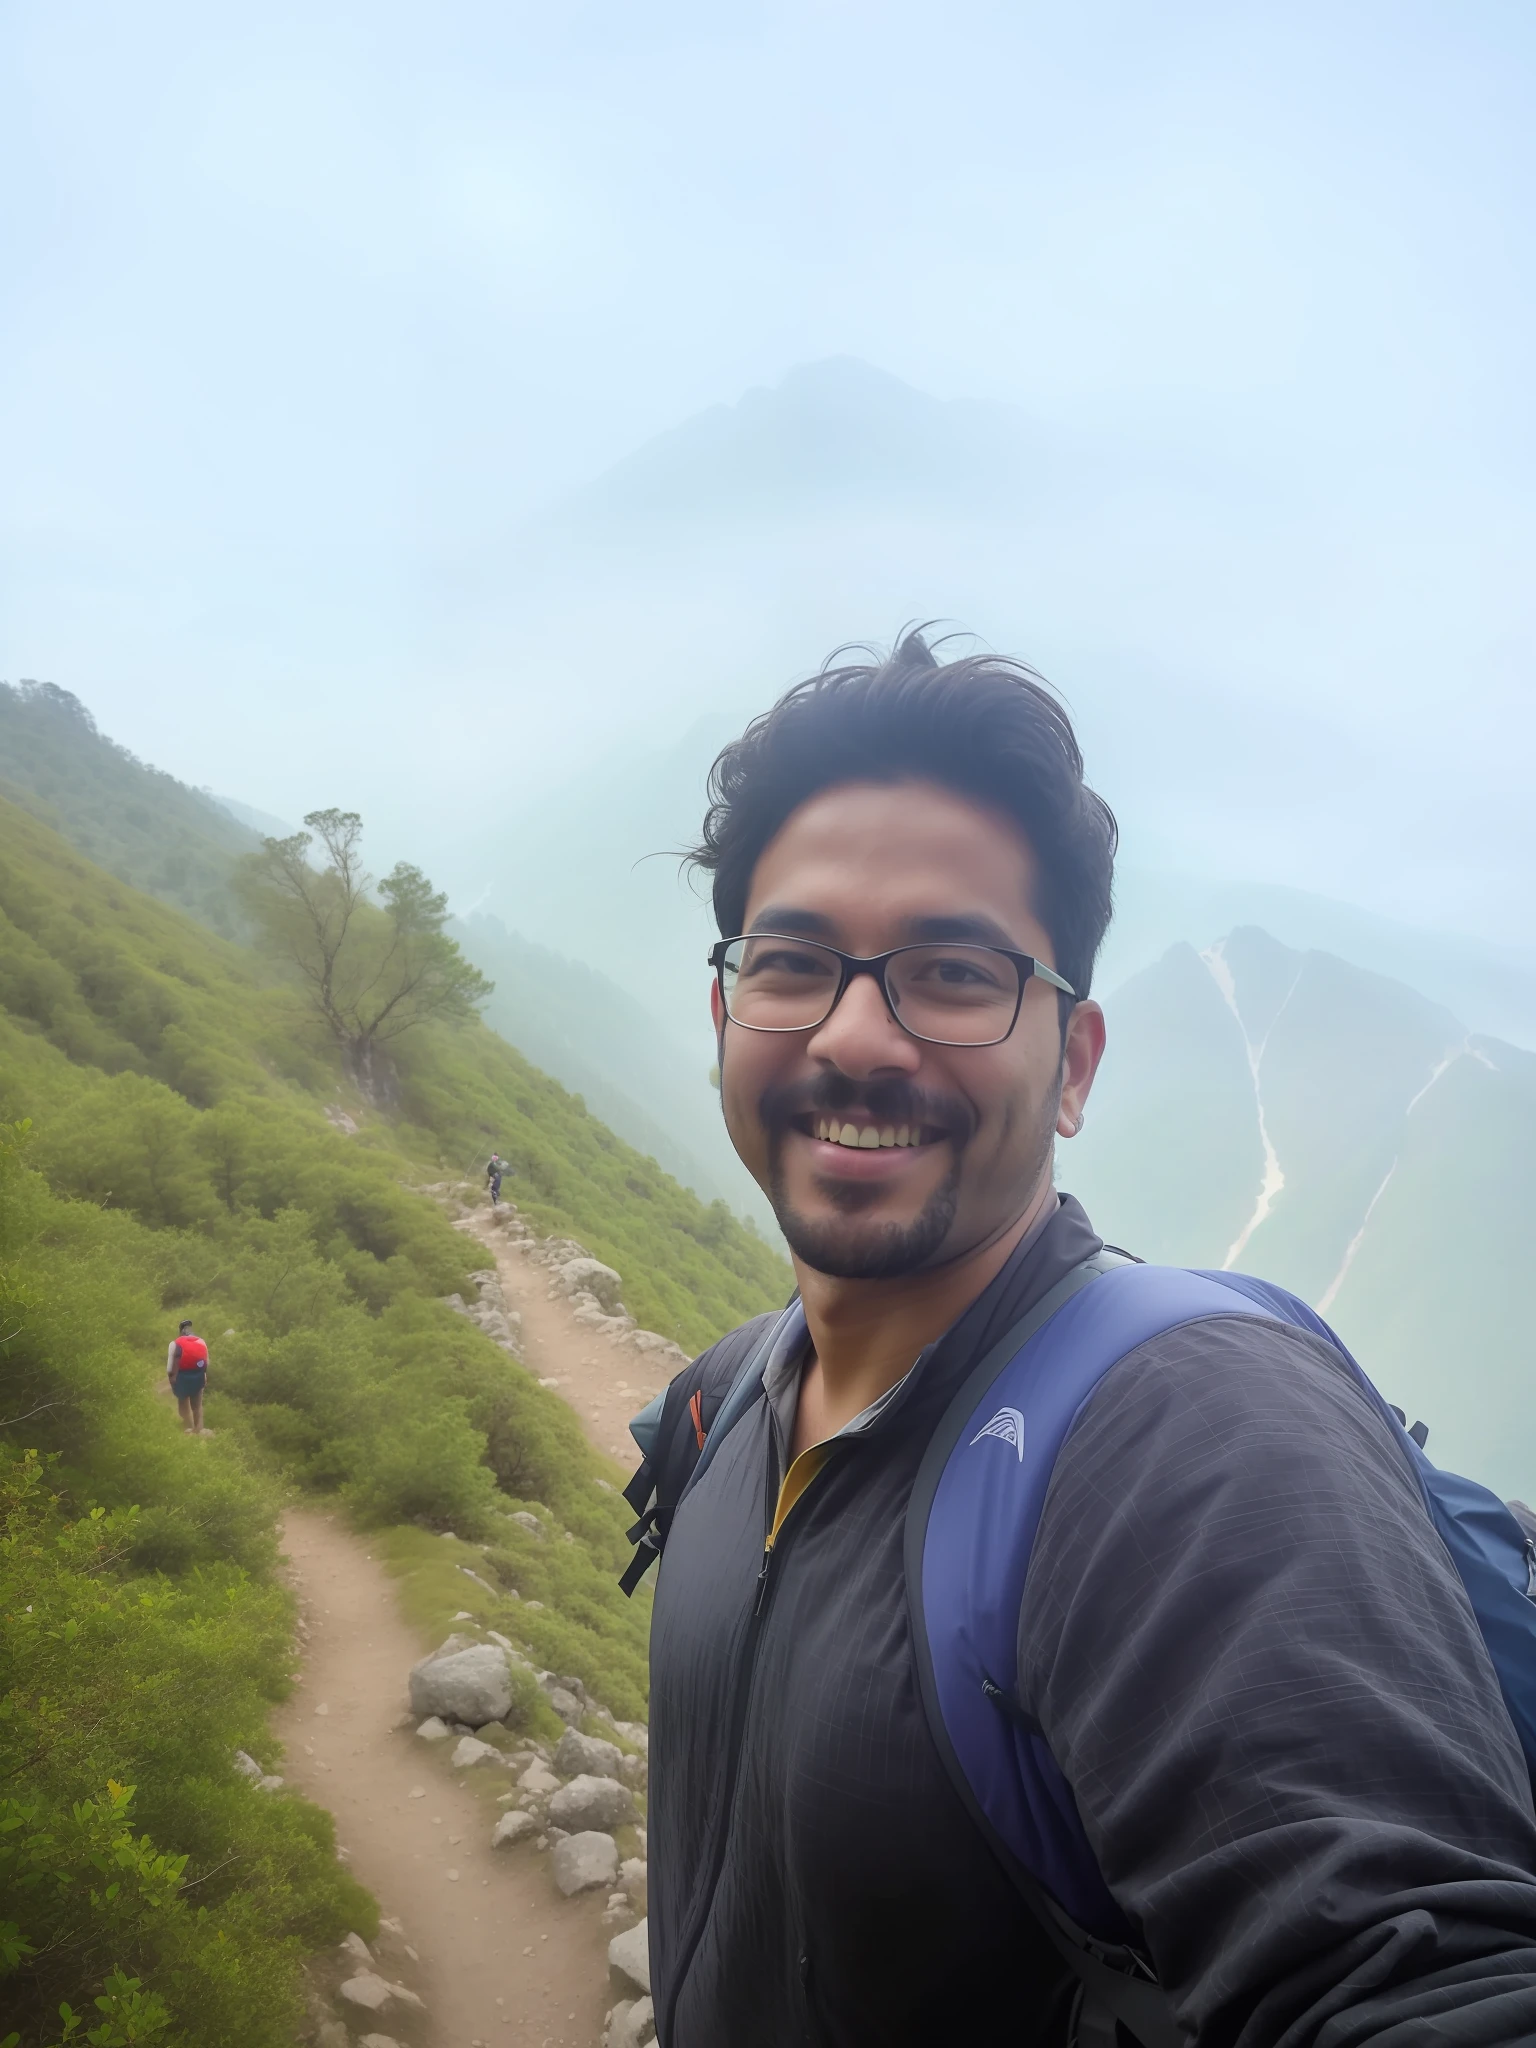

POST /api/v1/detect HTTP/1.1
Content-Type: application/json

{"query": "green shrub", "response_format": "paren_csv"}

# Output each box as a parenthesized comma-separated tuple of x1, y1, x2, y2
(0, 790, 796, 2035)
(0, 1450, 372, 2048)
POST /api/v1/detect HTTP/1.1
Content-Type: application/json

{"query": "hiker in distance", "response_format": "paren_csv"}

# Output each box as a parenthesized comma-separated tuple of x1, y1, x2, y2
(624, 634, 1536, 2048)
(166, 1318, 209, 1435)
(487, 1152, 505, 1205)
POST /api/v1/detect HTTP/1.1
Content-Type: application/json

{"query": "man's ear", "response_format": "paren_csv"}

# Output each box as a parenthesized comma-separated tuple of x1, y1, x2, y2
(1055, 1000, 1106, 1139)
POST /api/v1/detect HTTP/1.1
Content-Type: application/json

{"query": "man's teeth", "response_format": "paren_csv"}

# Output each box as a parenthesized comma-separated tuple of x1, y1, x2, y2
(813, 1119, 921, 1148)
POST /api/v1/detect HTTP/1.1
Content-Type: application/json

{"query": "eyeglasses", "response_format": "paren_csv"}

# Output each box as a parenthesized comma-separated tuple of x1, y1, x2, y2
(709, 934, 1077, 1048)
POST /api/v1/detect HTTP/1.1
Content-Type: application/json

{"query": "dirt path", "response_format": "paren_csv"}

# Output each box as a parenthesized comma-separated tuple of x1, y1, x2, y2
(275, 1510, 611, 2048)
(459, 1218, 674, 1470)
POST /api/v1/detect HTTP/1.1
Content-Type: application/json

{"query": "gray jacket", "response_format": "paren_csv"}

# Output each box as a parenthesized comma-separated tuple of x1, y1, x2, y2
(647, 1196, 1536, 2046)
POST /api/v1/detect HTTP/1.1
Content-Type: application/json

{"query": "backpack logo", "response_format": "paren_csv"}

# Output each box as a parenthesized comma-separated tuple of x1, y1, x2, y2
(970, 1407, 1026, 1460)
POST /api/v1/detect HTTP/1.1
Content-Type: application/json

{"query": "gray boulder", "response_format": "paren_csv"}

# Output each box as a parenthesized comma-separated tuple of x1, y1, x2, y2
(338, 1973, 393, 2013)
(450, 1735, 507, 1770)
(553, 1729, 624, 1781)
(608, 1918, 651, 1995)
(545, 1686, 583, 1724)
(508, 1511, 546, 1540)
(552, 1830, 619, 1896)
(551, 1256, 625, 1315)
(605, 1997, 656, 2048)
(518, 1759, 561, 1798)
(548, 1774, 636, 1832)
(408, 1643, 512, 1726)
(491, 1808, 537, 1849)
(618, 1856, 647, 1906)
(415, 1716, 452, 1741)
(232, 1749, 264, 1782)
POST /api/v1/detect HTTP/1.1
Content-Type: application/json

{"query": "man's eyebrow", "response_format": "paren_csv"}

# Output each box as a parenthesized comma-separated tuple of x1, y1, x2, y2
(902, 912, 1023, 950)
(743, 907, 1029, 951)
(744, 906, 837, 937)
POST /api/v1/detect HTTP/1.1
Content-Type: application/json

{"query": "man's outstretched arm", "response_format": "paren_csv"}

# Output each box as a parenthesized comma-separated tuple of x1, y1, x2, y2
(1024, 1314, 1536, 2047)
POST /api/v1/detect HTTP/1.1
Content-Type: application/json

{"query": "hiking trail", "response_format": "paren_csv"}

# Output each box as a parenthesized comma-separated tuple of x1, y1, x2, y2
(276, 1510, 612, 2048)
(455, 1210, 680, 1469)
(275, 1194, 676, 2045)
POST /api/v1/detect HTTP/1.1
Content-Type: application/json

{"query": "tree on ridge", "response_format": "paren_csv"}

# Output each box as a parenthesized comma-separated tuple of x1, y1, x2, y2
(237, 809, 492, 1100)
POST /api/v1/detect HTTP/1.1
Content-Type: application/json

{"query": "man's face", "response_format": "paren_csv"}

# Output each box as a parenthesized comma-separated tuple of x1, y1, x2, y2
(713, 778, 1101, 1279)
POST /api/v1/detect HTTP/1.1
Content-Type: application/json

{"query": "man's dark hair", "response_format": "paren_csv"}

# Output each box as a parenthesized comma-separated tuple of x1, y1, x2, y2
(178, 1319, 194, 1333)
(688, 631, 1118, 1002)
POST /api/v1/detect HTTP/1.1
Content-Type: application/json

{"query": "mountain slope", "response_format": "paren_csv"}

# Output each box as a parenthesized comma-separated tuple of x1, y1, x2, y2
(0, 791, 788, 1351)
(2, 780, 786, 2034)
(548, 356, 1040, 535)
(1065, 928, 1536, 1493)
(455, 911, 776, 1232)
(0, 677, 259, 934)
(0, 682, 777, 1237)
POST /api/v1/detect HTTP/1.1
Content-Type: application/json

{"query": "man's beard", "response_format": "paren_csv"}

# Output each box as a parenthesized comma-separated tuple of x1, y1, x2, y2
(770, 1146, 964, 1280)
(758, 1070, 1059, 1281)
(759, 1074, 964, 1281)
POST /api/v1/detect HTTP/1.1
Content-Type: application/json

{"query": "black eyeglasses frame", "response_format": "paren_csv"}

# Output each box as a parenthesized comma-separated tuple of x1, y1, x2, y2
(708, 934, 1078, 1049)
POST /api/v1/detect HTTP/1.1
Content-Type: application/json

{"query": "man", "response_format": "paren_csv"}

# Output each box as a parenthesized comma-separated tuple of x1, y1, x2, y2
(642, 635, 1536, 2046)
(166, 1318, 209, 1435)
(487, 1153, 505, 1205)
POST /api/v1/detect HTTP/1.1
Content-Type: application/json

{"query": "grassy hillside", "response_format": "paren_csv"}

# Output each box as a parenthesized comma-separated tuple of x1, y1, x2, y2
(0, 680, 257, 937)
(0, 790, 789, 2043)
(0, 1124, 377, 2048)
(456, 910, 779, 1233)
(0, 682, 779, 1245)
(0, 793, 788, 1352)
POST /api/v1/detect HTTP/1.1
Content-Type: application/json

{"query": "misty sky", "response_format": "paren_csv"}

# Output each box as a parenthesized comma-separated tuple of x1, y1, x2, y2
(4, 1, 1535, 949)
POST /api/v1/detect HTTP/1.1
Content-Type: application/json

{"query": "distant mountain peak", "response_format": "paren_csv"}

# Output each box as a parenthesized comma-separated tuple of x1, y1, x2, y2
(545, 356, 1033, 538)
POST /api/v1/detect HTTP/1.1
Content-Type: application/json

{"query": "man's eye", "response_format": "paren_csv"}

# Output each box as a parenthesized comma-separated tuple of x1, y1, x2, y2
(746, 949, 831, 977)
(915, 958, 995, 986)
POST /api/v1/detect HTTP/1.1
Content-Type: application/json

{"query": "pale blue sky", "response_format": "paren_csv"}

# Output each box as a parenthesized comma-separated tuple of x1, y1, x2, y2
(3, 2, 1534, 942)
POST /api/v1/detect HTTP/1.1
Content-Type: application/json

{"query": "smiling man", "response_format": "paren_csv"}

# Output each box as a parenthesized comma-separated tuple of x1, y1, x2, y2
(629, 634, 1536, 2048)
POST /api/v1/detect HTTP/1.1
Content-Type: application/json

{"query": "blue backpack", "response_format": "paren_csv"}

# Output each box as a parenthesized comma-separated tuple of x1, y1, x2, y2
(624, 1254, 1536, 2047)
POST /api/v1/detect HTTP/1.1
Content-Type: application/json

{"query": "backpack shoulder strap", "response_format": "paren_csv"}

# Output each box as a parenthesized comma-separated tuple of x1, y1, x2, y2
(907, 1258, 1284, 2047)
(619, 1307, 788, 1595)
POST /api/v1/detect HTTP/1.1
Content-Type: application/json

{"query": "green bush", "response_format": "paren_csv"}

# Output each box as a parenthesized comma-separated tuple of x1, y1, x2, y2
(0, 788, 794, 2036)
(0, 1449, 372, 2048)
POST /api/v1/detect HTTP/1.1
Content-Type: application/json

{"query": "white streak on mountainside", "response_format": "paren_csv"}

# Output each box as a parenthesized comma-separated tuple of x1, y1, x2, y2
(1201, 942, 1300, 1271)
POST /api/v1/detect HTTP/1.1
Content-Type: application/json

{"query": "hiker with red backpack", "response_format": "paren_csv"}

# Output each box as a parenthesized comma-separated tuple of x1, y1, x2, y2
(623, 634, 1536, 2048)
(166, 1318, 209, 1434)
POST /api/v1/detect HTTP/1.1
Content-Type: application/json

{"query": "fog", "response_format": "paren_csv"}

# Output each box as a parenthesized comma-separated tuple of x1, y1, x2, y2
(5, 0, 1535, 998)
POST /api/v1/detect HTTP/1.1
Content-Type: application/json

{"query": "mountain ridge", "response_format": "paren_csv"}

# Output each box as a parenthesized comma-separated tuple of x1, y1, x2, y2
(1066, 926, 1536, 1494)
(542, 356, 1043, 538)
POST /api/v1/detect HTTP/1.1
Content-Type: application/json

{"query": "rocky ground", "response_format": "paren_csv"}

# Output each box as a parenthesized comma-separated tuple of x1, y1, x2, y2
(274, 1189, 682, 2048)
(406, 1634, 656, 2048)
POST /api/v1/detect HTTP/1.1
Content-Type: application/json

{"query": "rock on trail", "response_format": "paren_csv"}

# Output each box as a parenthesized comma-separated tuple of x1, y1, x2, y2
(451, 1203, 686, 1468)
(275, 1509, 610, 2046)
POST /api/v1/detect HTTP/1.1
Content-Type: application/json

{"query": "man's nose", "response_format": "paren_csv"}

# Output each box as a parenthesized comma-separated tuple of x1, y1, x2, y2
(803, 969, 922, 1078)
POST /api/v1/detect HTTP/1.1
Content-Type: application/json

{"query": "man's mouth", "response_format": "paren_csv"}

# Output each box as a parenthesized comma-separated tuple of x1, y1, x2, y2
(795, 1114, 948, 1151)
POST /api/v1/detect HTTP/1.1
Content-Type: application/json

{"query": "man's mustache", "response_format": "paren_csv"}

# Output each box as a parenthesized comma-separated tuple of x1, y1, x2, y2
(757, 1073, 977, 1147)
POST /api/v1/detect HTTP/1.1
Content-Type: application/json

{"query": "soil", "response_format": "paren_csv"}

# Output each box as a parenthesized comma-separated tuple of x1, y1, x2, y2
(272, 1198, 681, 2046)
(275, 1509, 614, 2048)
(460, 1213, 674, 1470)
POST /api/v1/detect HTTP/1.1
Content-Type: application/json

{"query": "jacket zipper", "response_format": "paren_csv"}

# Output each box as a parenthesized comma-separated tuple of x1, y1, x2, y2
(659, 1423, 842, 2044)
